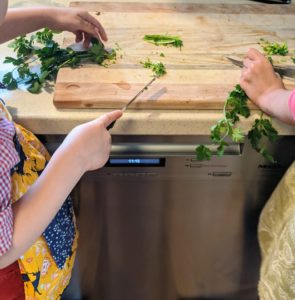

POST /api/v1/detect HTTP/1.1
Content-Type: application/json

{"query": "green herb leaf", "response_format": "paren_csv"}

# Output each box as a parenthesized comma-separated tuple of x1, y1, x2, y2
(216, 141, 229, 157)
(196, 145, 212, 161)
(17, 64, 31, 79)
(260, 148, 276, 164)
(2, 72, 18, 90)
(28, 80, 42, 94)
(35, 28, 55, 45)
(9, 35, 34, 58)
(3, 56, 23, 66)
(144, 34, 183, 48)
(247, 115, 278, 163)
(231, 127, 245, 142)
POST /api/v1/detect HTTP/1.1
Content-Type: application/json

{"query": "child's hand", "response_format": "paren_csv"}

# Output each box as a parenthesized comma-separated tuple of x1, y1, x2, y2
(239, 48, 285, 109)
(47, 7, 107, 48)
(61, 110, 122, 173)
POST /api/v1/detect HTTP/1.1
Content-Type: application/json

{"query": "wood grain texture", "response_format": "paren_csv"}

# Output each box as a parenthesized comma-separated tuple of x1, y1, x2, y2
(70, 2, 295, 14)
(53, 2, 295, 109)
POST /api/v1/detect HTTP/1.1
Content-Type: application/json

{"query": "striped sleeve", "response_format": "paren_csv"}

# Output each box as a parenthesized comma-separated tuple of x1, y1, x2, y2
(0, 117, 20, 256)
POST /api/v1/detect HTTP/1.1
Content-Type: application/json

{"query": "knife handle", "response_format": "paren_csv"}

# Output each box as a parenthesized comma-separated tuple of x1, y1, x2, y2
(107, 120, 116, 131)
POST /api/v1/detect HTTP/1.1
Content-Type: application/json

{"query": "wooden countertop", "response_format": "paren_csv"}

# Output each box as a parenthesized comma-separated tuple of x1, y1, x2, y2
(1, 0, 295, 135)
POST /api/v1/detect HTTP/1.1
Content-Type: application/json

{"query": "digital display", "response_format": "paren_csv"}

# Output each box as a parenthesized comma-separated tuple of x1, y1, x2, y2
(106, 158, 165, 167)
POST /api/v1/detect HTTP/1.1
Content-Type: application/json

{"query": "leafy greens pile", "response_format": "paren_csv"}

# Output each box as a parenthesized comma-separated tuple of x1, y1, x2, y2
(1, 28, 116, 93)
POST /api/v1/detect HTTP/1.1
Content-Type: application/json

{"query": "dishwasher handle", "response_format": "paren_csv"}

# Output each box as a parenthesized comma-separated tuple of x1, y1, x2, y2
(110, 143, 242, 156)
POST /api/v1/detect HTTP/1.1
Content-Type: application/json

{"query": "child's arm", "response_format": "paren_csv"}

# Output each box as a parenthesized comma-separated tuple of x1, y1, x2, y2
(0, 110, 122, 269)
(239, 48, 294, 125)
(0, 7, 107, 47)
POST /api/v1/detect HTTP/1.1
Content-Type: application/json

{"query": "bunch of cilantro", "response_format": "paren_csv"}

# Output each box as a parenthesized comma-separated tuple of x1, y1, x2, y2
(1, 28, 115, 93)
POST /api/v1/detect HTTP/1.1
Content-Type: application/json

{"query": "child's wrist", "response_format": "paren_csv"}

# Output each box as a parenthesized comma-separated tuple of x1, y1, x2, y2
(55, 143, 86, 178)
(257, 88, 286, 113)
(42, 7, 58, 29)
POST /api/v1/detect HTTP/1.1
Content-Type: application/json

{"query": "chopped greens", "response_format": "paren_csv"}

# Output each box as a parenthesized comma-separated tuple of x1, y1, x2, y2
(1, 28, 117, 93)
(143, 34, 183, 48)
(259, 38, 289, 56)
(141, 58, 166, 77)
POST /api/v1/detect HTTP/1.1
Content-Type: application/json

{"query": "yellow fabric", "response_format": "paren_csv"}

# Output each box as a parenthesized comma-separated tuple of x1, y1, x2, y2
(0, 101, 78, 299)
(258, 161, 295, 299)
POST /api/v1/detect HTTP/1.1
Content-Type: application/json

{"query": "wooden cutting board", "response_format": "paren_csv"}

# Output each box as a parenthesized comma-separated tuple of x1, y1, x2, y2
(53, 2, 295, 109)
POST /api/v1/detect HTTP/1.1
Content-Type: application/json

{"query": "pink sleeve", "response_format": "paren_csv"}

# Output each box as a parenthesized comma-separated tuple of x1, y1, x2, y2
(288, 89, 295, 121)
(0, 117, 20, 256)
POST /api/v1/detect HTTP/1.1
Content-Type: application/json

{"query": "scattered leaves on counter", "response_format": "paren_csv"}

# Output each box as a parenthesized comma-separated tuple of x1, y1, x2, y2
(1, 28, 117, 93)
(259, 38, 289, 56)
(143, 34, 183, 48)
(196, 84, 278, 163)
(141, 58, 166, 77)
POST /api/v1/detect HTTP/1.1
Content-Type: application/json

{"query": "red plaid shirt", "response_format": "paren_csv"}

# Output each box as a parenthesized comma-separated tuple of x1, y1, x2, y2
(0, 117, 19, 256)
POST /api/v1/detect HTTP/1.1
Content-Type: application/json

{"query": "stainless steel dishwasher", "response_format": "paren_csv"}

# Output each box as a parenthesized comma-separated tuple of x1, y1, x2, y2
(42, 135, 295, 300)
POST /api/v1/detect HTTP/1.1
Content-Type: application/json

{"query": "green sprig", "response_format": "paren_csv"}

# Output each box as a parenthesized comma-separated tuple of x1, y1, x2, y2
(196, 85, 278, 162)
(196, 85, 248, 160)
(248, 114, 278, 163)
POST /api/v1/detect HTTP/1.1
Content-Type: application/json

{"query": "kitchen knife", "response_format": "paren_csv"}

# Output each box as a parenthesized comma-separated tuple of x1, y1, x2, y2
(107, 76, 156, 130)
(226, 56, 295, 82)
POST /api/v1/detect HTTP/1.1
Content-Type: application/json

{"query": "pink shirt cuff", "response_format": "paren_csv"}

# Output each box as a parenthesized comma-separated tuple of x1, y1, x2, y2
(288, 89, 295, 121)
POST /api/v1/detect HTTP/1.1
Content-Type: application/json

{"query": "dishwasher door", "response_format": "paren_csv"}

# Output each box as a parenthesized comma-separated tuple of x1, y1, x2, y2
(58, 135, 295, 300)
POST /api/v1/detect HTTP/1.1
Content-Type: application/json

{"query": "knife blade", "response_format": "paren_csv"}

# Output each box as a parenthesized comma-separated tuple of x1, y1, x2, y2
(107, 76, 156, 130)
(226, 56, 295, 82)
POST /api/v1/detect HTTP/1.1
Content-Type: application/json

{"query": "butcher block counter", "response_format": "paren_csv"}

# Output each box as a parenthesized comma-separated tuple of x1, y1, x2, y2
(1, 0, 295, 135)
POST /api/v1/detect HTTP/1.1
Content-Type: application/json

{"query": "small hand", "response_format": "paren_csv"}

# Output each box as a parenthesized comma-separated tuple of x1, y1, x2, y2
(239, 48, 285, 108)
(47, 7, 107, 49)
(62, 110, 122, 173)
